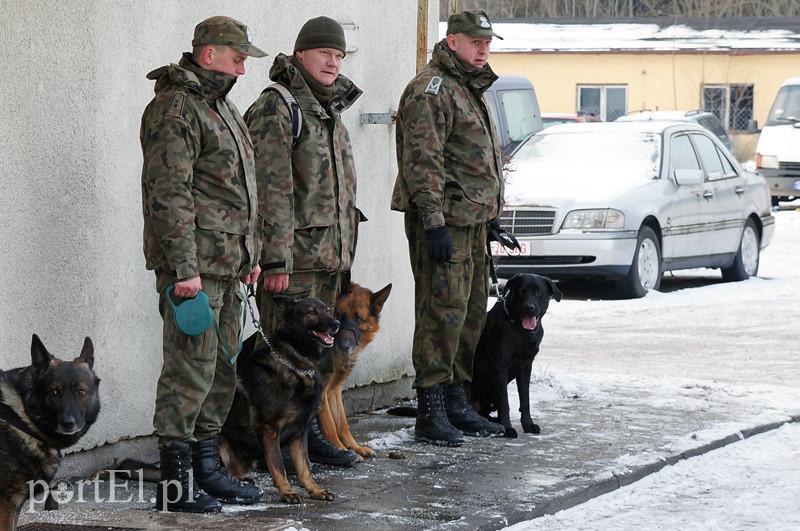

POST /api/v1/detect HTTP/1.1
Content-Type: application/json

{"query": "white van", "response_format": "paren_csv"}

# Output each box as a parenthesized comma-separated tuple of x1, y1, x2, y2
(755, 77, 800, 205)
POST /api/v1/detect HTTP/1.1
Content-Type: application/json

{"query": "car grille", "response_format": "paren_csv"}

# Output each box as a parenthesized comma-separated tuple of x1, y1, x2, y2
(778, 161, 800, 173)
(499, 208, 557, 235)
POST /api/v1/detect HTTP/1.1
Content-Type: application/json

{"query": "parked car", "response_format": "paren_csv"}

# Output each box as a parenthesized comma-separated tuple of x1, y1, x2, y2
(494, 121, 775, 298)
(616, 110, 733, 154)
(484, 76, 543, 154)
(542, 112, 601, 128)
(754, 77, 800, 205)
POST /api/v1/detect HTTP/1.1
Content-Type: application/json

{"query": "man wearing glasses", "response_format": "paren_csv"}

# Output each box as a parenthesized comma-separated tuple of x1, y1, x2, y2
(245, 16, 363, 466)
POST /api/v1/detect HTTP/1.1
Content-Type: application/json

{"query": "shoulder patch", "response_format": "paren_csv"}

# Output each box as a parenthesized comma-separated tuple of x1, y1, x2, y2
(425, 76, 443, 95)
(165, 93, 185, 118)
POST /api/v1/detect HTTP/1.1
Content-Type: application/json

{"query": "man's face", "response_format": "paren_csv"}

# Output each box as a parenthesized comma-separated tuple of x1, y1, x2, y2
(295, 48, 344, 86)
(204, 46, 248, 77)
(447, 33, 492, 68)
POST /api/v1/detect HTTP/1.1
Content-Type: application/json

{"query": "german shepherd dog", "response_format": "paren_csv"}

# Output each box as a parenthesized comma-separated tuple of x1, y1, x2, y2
(470, 274, 561, 438)
(317, 283, 392, 459)
(219, 297, 340, 504)
(0, 334, 100, 531)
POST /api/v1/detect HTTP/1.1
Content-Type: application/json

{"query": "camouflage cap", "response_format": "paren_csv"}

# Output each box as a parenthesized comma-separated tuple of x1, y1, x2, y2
(446, 10, 503, 40)
(192, 16, 267, 58)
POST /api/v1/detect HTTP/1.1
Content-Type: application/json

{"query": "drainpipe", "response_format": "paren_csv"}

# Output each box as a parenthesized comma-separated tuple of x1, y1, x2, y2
(416, 0, 428, 73)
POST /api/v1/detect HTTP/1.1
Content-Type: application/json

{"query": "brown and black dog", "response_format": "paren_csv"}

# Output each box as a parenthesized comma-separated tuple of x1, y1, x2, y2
(317, 283, 391, 459)
(0, 334, 100, 531)
(219, 297, 339, 504)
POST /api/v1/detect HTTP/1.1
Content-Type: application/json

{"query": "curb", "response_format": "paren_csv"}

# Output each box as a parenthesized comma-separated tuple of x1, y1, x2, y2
(472, 414, 800, 530)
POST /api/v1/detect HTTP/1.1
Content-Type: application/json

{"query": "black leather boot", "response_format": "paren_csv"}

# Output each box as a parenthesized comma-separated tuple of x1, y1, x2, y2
(308, 416, 359, 466)
(415, 385, 465, 446)
(445, 383, 504, 437)
(192, 435, 263, 504)
(155, 441, 222, 513)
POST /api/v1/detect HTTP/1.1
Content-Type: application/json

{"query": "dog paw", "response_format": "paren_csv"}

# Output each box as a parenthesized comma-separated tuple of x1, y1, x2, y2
(280, 491, 303, 504)
(310, 489, 335, 501)
(353, 445, 376, 458)
(504, 426, 518, 438)
(522, 422, 541, 434)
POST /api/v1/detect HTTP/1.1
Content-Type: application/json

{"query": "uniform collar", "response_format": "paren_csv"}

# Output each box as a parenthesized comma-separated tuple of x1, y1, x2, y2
(431, 39, 498, 95)
(146, 53, 237, 100)
(269, 53, 362, 116)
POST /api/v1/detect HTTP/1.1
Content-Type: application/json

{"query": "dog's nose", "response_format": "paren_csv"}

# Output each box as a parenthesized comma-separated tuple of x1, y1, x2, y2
(330, 319, 341, 334)
(58, 416, 80, 434)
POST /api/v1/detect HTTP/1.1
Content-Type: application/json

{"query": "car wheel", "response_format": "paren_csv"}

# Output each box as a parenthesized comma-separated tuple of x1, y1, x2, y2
(721, 218, 760, 282)
(617, 226, 662, 299)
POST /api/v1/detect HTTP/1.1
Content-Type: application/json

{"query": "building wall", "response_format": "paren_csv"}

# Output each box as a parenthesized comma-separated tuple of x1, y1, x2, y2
(0, 0, 437, 451)
(491, 51, 800, 160)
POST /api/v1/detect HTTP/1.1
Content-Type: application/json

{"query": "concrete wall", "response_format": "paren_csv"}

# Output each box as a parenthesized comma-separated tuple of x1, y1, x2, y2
(0, 0, 438, 451)
(490, 51, 800, 160)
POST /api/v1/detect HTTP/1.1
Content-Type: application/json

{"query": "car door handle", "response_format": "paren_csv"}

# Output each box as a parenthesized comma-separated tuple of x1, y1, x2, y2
(735, 186, 745, 195)
(702, 190, 714, 199)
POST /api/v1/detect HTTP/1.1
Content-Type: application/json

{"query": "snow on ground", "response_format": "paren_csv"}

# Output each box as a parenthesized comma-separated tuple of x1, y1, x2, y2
(504, 423, 800, 531)
(495, 209, 800, 529)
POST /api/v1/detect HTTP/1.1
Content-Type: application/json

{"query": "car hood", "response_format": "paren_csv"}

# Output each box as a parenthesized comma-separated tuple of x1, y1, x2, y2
(756, 124, 800, 162)
(504, 163, 653, 207)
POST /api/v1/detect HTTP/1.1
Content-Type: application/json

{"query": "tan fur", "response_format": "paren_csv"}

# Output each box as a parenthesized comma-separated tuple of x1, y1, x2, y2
(318, 283, 391, 458)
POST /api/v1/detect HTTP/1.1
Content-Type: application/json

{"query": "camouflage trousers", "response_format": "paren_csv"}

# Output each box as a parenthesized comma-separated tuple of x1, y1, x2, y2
(256, 270, 345, 376)
(153, 271, 245, 447)
(404, 213, 489, 389)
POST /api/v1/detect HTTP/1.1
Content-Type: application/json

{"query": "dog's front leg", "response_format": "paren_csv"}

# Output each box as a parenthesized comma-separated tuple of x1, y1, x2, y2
(261, 430, 301, 504)
(494, 370, 517, 438)
(288, 433, 334, 501)
(319, 388, 347, 449)
(516, 360, 540, 434)
(0, 502, 18, 531)
(335, 388, 374, 458)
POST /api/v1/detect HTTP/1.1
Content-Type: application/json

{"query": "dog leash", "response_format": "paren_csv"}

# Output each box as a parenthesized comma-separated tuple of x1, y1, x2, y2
(486, 222, 521, 298)
(243, 285, 315, 379)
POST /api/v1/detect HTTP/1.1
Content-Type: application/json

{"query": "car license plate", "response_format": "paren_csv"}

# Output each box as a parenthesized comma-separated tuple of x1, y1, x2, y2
(793, 180, 800, 191)
(490, 240, 531, 256)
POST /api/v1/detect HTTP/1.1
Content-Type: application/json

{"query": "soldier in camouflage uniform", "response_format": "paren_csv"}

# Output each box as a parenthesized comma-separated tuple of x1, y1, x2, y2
(245, 16, 363, 465)
(140, 16, 265, 512)
(391, 10, 506, 446)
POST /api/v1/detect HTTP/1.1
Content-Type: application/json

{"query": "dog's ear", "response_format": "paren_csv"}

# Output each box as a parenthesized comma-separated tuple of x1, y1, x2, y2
(371, 283, 392, 313)
(30, 334, 54, 373)
(272, 294, 296, 308)
(75, 337, 95, 369)
(544, 277, 563, 302)
(503, 274, 521, 297)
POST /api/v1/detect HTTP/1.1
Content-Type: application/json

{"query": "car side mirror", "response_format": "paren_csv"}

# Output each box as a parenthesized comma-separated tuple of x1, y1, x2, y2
(674, 169, 704, 186)
(747, 119, 759, 133)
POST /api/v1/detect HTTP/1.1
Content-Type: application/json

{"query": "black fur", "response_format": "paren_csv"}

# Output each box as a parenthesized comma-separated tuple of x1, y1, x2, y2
(220, 297, 340, 503)
(470, 274, 561, 438)
(0, 334, 100, 530)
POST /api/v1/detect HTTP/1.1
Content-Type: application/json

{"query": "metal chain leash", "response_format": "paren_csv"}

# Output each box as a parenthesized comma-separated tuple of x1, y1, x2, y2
(243, 284, 314, 379)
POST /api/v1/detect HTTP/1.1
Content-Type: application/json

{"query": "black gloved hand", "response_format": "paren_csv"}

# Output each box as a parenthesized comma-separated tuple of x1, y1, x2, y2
(487, 218, 521, 252)
(425, 226, 453, 262)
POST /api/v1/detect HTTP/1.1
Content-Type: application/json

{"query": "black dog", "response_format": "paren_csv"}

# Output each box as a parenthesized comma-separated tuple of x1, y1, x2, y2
(470, 274, 561, 438)
(0, 334, 100, 530)
(219, 296, 339, 504)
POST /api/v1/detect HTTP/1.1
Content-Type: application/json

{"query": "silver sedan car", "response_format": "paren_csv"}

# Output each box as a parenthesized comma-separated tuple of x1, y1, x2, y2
(494, 121, 775, 298)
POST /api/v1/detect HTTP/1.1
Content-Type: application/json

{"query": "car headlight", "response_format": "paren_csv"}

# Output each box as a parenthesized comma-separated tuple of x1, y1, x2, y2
(756, 153, 779, 169)
(561, 209, 625, 230)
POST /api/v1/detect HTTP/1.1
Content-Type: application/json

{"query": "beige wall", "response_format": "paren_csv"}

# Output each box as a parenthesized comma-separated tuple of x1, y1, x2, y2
(491, 51, 800, 160)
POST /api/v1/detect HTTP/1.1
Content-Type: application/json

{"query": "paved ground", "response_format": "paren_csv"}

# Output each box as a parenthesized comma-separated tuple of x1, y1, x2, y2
(18, 383, 798, 531)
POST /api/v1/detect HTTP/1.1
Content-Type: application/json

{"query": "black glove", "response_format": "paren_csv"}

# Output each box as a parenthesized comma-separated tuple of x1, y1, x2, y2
(425, 226, 453, 262)
(487, 219, 521, 252)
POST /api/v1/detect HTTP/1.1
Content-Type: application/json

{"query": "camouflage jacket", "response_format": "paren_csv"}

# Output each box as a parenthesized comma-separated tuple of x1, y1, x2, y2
(244, 53, 363, 275)
(140, 54, 259, 281)
(391, 39, 504, 230)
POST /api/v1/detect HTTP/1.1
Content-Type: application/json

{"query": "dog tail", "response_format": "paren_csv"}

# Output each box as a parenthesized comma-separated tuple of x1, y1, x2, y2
(385, 406, 417, 417)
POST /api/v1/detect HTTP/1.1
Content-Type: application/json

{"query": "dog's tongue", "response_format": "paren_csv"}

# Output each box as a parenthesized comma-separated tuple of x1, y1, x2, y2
(316, 332, 334, 346)
(521, 316, 538, 331)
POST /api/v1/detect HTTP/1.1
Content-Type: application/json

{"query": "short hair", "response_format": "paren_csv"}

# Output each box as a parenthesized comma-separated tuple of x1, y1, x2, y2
(192, 44, 225, 60)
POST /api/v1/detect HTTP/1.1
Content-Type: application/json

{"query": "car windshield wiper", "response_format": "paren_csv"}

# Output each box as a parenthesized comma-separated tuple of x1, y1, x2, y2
(774, 116, 800, 123)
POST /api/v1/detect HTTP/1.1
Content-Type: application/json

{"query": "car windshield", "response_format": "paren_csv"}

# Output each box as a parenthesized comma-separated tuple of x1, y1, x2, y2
(766, 84, 800, 126)
(510, 130, 662, 185)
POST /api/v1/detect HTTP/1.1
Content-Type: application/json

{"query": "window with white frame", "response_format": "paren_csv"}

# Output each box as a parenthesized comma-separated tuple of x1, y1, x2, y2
(702, 84, 754, 132)
(577, 85, 627, 121)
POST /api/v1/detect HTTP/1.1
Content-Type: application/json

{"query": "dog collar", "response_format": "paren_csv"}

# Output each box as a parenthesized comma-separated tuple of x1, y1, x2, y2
(273, 352, 316, 379)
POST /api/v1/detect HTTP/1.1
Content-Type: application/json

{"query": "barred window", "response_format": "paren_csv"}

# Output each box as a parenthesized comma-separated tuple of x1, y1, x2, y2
(702, 84, 754, 132)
